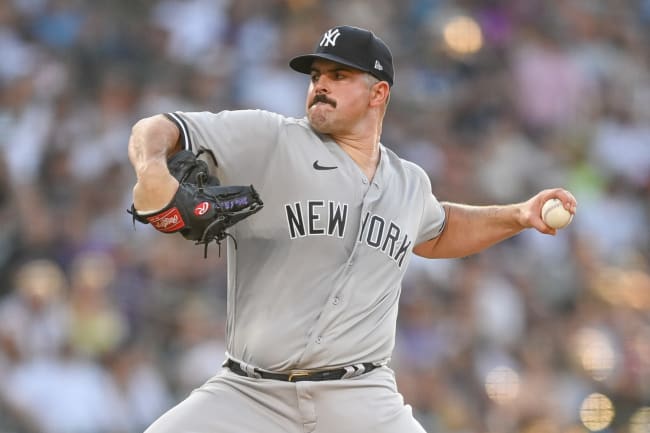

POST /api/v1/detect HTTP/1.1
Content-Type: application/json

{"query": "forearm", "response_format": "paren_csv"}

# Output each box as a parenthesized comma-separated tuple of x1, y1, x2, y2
(414, 188, 577, 259)
(128, 115, 181, 211)
(414, 202, 525, 259)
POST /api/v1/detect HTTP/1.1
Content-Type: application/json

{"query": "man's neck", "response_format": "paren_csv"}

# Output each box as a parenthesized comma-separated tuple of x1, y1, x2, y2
(333, 134, 381, 182)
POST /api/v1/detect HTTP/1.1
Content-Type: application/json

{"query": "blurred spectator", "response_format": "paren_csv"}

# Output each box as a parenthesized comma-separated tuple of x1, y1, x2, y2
(0, 152, 18, 292)
(104, 342, 174, 432)
(511, 25, 595, 134)
(66, 250, 128, 360)
(169, 296, 226, 397)
(151, 0, 230, 65)
(475, 114, 566, 203)
(1, 346, 131, 433)
(0, 259, 69, 368)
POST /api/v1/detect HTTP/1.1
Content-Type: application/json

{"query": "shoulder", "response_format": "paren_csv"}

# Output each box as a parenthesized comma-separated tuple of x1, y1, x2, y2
(261, 112, 312, 132)
(171, 109, 306, 126)
(382, 145, 431, 183)
(169, 109, 315, 139)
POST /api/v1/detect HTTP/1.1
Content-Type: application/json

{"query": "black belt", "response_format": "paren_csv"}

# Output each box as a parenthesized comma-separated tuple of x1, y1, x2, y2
(225, 359, 379, 382)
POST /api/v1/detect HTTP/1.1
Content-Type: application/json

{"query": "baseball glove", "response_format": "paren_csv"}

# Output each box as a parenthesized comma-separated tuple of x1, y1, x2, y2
(130, 150, 263, 256)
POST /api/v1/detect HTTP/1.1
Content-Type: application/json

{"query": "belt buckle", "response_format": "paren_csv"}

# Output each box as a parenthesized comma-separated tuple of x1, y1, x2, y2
(287, 370, 311, 382)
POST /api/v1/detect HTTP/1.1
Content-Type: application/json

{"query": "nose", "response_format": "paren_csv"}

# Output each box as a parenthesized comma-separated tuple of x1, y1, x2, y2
(312, 75, 330, 94)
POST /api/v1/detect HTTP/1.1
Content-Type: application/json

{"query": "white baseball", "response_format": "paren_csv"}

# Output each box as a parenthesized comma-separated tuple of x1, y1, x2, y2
(541, 198, 573, 229)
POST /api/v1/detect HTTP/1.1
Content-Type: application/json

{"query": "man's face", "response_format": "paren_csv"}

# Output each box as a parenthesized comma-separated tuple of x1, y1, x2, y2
(306, 59, 373, 134)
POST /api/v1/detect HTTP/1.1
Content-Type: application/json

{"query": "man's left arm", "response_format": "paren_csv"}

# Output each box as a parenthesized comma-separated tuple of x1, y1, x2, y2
(413, 188, 577, 259)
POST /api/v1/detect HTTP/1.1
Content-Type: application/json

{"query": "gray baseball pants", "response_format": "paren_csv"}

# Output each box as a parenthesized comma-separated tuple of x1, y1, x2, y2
(144, 366, 427, 433)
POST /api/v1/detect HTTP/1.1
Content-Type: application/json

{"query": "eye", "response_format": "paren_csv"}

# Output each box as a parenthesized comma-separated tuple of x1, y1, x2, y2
(335, 72, 345, 80)
(310, 73, 319, 83)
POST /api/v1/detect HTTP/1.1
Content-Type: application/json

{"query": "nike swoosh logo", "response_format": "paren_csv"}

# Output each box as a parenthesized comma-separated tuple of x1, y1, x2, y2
(313, 160, 338, 171)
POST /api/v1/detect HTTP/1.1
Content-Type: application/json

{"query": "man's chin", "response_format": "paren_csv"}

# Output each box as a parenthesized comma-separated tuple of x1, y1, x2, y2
(307, 113, 332, 133)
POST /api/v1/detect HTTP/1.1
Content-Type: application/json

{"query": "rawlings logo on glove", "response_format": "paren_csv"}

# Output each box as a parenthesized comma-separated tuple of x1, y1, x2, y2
(130, 150, 263, 256)
(147, 208, 184, 232)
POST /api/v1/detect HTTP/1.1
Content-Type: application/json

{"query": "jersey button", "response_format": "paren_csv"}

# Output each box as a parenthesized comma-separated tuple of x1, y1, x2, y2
(332, 296, 340, 306)
(316, 336, 323, 344)
(362, 178, 368, 185)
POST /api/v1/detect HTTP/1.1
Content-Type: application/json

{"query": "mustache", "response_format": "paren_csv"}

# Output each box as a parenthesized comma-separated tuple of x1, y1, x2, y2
(310, 94, 337, 108)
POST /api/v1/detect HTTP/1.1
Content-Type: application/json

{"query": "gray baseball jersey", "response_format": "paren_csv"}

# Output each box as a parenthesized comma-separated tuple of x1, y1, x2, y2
(165, 109, 445, 372)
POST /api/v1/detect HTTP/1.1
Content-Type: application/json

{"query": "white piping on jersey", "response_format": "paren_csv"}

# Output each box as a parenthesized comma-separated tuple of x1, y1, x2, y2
(166, 112, 191, 151)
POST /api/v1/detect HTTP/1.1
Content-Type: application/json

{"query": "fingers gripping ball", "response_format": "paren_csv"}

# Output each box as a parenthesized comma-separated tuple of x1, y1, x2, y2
(130, 150, 263, 255)
(541, 198, 573, 229)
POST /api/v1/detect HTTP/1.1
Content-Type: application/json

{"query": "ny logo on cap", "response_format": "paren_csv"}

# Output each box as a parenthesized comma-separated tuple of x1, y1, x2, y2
(320, 28, 341, 47)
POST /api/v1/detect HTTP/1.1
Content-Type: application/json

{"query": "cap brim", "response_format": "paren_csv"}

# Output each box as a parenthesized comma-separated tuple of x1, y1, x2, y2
(289, 53, 370, 75)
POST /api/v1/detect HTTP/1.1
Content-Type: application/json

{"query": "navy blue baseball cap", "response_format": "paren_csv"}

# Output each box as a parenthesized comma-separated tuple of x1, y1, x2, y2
(290, 26, 394, 86)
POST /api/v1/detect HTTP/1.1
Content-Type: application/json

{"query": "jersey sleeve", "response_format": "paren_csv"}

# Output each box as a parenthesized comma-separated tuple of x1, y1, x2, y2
(164, 109, 284, 184)
(415, 166, 446, 245)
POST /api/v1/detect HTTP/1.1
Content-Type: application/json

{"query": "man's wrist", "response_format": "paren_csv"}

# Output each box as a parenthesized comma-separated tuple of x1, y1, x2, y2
(133, 176, 179, 213)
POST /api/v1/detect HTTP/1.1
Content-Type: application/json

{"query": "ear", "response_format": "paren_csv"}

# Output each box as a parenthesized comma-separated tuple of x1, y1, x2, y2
(369, 81, 390, 108)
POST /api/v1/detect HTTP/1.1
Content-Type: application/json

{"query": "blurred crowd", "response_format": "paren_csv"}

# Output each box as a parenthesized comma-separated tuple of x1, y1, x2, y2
(0, 0, 649, 432)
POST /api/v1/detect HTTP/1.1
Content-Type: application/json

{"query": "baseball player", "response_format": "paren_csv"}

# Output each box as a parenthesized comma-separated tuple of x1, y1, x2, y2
(128, 25, 577, 433)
